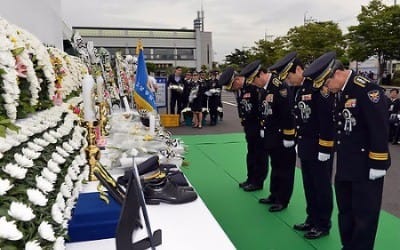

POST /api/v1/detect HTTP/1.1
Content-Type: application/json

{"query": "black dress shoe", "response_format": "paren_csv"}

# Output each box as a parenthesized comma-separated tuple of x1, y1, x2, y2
(293, 223, 313, 231)
(304, 228, 329, 239)
(243, 183, 263, 192)
(238, 180, 249, 188)
(143, 177, 197, 205)
(268, 204, 287, 212)
(259, 196, 275, 204)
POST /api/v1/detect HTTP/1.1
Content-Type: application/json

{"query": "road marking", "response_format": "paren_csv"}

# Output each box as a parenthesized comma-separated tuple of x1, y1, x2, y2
(222, 101, 237, 107)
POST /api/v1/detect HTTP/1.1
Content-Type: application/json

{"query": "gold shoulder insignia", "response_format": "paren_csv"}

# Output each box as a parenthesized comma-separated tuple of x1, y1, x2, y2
(353, 76, 370, 88)
(272, 78, 282, 87)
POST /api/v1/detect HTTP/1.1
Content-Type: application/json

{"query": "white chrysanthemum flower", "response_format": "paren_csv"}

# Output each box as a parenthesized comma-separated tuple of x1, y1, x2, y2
(64, 206, 72, 220)
(68, 140, 80, 150)
(25, 240, 42, 250)
(19, 128, 34, 137)
(8, 201, 35, 221)
(41, 168, 57, 183)
(72, 187, 80, 200)
(15, 133, 29, 143)
(56, 146, 69, 158)
(52, 152, 65, 164)
(47, 160, 61, 174)
(51, 203, 64, 224)
(56, 193, 66, 210)
(67, 168, 78, 181)
(64, 175, 73, 189)
(43, 133, 57, 144)
(26, 188, 48, 207)
(0, 177, 14, 196)
(33, 138, 49, 147)
(3, 163, 28, 179)
(49, 130, 62, 139)
(0, 139, 11, 153)
(60, 183, 71, 198)
(0, 216, 23, 241)
(6, 136, 20, 147)
(27, 142, 44, 152)
(22, 147, 41, 160)
(14, 153, 34, 168)
(66, 197, 76, 209)
(62, 142, 74, 153)
(36, 176, 54, 193)
(53, 237, 65, 250)
(62, 220, 68, 229)
(38, 221, 56, 242)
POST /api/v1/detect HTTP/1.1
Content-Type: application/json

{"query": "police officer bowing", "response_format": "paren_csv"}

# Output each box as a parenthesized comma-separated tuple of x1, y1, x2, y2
(219, 65, 267, 191)
(243, 61, 296, 212)
(269, 52, 335, 238)
(304, 51, 391, 250)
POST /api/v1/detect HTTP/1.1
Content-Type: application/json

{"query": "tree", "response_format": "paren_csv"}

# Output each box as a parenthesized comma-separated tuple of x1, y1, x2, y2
(347, 0, 400, 81)
(224, 48, 252, 67)
(250, 37, 288, 67)
(286, 21, 346, 65)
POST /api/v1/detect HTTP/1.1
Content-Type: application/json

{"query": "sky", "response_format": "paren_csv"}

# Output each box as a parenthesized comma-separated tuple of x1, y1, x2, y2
(61, 0, 396, 62)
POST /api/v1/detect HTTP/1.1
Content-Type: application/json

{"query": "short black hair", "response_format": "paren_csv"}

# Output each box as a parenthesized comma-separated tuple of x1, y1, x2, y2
(390, 88, 399, 94)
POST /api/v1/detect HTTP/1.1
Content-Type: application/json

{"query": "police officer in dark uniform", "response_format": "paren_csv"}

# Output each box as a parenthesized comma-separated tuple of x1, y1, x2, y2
(388, 88, 400, 143)
(207, 70, 222, 126)
(219, 65, 267, 191)
(244, 62, 296, 212)
(269, 52, 334, 238)
(304, 51, 391, 250)
(167, 66, 184, 114)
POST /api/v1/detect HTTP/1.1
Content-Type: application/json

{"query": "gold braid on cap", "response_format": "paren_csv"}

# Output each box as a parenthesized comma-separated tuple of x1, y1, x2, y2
(224, 73, 236, 91)
(278, 59, 296, 81)
(312, 59, 335, 89)
(246, 64, 261, 84)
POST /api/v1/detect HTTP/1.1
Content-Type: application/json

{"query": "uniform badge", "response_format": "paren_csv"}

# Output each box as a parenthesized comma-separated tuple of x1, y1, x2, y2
(320, 86, 329, 98)
(273, 78, 282, 87)
(279, 89, 287, 97)
(345, 98, 357, 108)
(354, 76, 369, 88)
(243, 93, 251, 98)
(367, 90, 380, 103)
(301, 94, 312, 101)
(265, 94, 274, 102)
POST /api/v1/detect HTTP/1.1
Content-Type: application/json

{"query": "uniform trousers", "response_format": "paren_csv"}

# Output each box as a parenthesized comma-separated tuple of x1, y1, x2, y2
(169, 91, 183, 114)
(267, 145, 296, 206)
(244, 123, 268, 186)
(335, 178, 384, 250)
(300, 158, 333, 231)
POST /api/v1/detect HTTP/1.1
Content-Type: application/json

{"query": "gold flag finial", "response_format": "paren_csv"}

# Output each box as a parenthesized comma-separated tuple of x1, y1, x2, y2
(136, 39, 143, 55)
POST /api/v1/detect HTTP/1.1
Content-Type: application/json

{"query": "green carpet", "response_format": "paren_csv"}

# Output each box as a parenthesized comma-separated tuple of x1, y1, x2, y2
(177, 133, 400, 250)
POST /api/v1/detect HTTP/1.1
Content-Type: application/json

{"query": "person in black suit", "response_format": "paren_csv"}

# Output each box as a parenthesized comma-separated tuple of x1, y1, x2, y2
(207, 70, 222, 126)
(304, 51, 391, 250)
(388, 88, 400, 144)
(167, 66, 184, 114)
(269, 52, 334, 238)
(244, 62, 296, 212)
(219, 66, 267, 192)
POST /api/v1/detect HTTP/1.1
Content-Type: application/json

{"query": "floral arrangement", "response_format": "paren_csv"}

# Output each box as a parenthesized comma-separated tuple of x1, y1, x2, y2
(0, 104, 89, 249)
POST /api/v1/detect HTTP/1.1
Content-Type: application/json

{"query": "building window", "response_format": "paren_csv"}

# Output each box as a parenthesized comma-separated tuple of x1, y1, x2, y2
(177, 48, 195, 60)
(153, 48, 175, 60)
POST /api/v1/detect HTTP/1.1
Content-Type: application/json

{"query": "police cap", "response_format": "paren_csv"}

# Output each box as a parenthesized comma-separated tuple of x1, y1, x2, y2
(268, 51, 298, 80)
(218, 67, 236, 90)
(303, 51, 339, 89)
(240, 60, 261, 84)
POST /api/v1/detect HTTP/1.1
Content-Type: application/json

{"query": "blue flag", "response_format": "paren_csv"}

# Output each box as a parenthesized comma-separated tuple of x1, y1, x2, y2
(133, 48, 157, 111)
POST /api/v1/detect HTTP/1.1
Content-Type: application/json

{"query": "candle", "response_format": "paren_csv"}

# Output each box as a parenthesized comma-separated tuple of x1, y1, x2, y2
(82, 74, 96, 121)
(122, 96, 130, 112)
(96, 75, 104, 102)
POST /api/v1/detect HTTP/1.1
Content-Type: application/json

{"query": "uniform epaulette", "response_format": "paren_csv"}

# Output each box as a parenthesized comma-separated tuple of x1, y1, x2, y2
(272, 78, 282, 87)
(353, 76, 370, 88)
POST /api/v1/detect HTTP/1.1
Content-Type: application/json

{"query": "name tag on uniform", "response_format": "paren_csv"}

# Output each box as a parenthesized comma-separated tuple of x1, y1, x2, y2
(265, 94, 274, 102)
(243, 93, 251, 98)
(301, 94, 312, 101)
(345, 98, 357, 108)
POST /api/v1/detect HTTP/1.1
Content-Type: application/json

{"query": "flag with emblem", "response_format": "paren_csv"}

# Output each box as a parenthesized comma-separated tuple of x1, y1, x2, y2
(133, 41, 157, 112)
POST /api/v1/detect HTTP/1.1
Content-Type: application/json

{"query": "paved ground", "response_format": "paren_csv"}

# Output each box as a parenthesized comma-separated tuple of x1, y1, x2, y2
(164, 90, 400, 218)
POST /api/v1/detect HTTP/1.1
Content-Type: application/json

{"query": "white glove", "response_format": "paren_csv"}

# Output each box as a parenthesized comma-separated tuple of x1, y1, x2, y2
(283, 140, 295, 148)
(369, 168, 386, 180)
(260, 130, 264, 138)
(204, 91, 212, 96)
(318, 152, 330, 162)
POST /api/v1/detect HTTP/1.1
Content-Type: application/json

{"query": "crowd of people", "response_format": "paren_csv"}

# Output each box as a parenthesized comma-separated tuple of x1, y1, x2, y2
(218, 51, 391, 250)
(166, 67, 223, 128)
